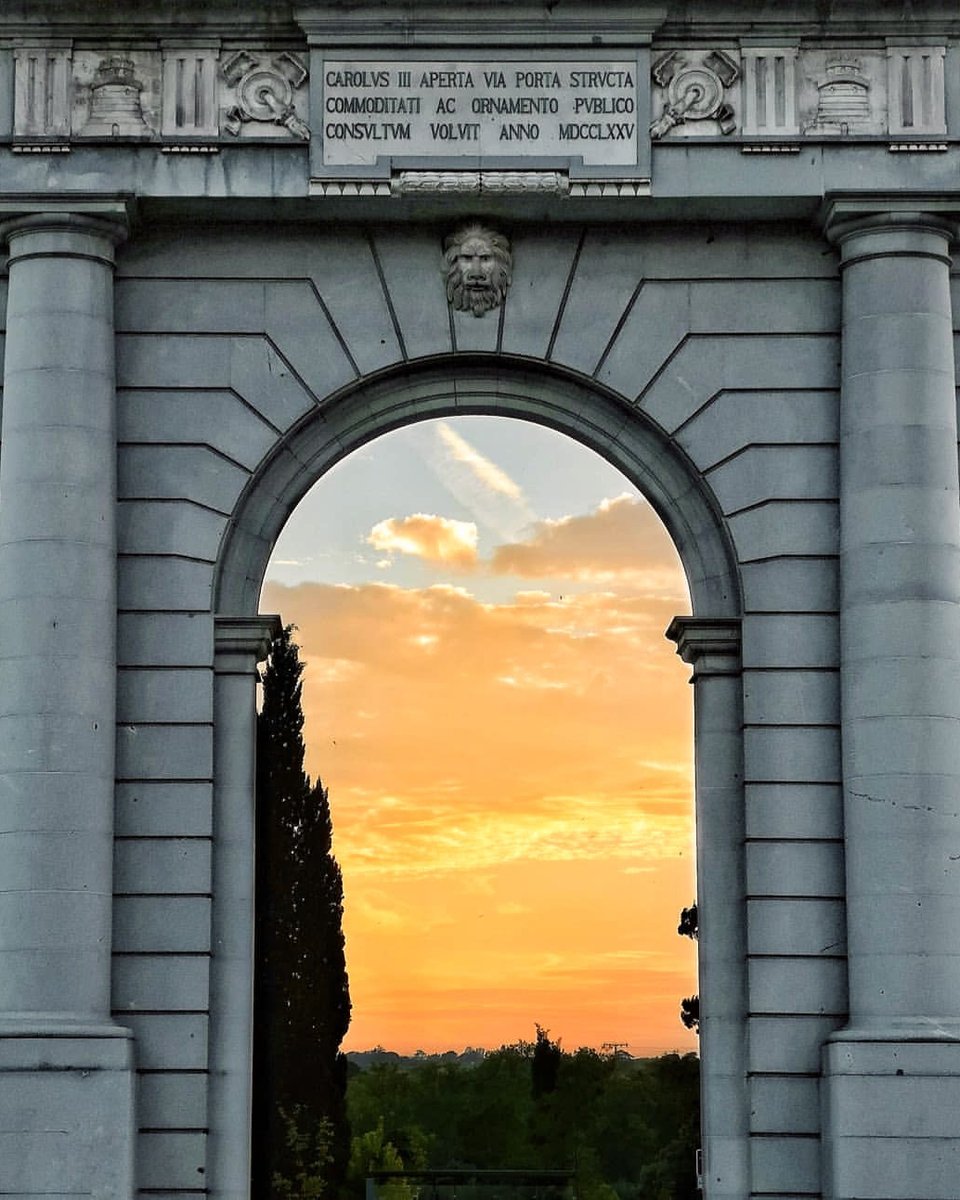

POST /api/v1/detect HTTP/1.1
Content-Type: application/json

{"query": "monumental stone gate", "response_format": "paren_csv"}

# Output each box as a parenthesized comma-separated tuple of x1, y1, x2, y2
(0, 1, 959, 1197)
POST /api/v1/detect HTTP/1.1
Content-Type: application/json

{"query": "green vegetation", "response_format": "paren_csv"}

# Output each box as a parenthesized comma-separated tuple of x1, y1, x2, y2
(253, 630, 699, 1199)
(346, 1035, 700, 1200)
(253, 625, 352, 1196)
(677, 904, 699, 1035)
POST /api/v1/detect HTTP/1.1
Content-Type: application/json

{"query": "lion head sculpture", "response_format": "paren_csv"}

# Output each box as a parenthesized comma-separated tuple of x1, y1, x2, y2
(443, 223, 512, 317)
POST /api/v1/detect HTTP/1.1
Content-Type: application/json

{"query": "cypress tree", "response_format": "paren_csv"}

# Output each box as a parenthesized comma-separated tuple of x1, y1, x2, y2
(252, 624, 352, 1196)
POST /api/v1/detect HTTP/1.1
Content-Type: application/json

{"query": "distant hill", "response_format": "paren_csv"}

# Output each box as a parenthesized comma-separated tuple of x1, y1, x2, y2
(347, 1047, 492, 1071)
(346, 1046, 642, 1071)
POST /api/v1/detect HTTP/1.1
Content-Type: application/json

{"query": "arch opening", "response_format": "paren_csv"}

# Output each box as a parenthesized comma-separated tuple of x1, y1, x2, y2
(210, 358, 745, 1199)
(215, 357, 740, 621)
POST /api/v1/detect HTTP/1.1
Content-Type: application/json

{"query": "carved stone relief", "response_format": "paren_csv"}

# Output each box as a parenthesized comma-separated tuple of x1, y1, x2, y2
(650, 49, 741, 139)
(13, 47, 72, 138)
(799, 52, 885, 136)
(221, 50, 309, 140)
(887, 46, 946, 136)
(161, 46, 219, 137)
(73, 51, 160, 137)
(741, 48, 798, 136)
(650, 44, 946, 141)
(443, 224, 512, 318)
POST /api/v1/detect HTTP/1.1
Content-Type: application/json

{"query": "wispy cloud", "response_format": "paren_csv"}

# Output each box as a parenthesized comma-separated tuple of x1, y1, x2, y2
(437, 423, 525, 501)
(410, 421, 537, 541)
(261, 469, 698, 1056)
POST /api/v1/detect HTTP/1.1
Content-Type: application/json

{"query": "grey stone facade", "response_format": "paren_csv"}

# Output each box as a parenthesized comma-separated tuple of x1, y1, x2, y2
(0, 2, 959, 1197)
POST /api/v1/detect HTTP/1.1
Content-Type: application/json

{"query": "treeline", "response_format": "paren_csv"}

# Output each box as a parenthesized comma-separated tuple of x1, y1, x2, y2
(347, 1032, 700, 1200)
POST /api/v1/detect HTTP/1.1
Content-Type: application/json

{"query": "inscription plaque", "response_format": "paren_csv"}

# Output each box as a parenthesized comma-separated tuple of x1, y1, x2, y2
(321, 59, 640, 169)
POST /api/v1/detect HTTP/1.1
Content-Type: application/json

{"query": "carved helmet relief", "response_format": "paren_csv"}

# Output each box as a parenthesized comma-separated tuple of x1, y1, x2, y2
(443, 223, 512, 317)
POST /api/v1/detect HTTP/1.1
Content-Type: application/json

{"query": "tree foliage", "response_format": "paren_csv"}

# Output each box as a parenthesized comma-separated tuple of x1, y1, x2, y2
(346, 1039, 700, 1200)
(253, 624, 352, 1196)
(677, 902, 699, 1035)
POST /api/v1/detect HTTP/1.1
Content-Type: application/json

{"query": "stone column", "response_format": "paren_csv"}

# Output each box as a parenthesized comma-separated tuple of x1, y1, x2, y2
(822, 207, 960, 1200)
(208, 615, 280, 1200)
(667, 617, 748, 1200)
(0, 212, 134, 1194)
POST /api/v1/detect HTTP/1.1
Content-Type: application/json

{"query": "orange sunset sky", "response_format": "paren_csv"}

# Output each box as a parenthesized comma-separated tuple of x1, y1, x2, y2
(260, 416, 698, 1057)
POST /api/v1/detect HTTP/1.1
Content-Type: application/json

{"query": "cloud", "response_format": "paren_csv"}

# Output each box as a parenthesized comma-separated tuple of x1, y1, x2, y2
(437, 423, 525, 501)
(368, 513, 478, 567)
(410, 422, 537, 541)
(260, 578, 694, 887)
(489, 495, 684, 594)
(261, 522, 696, 1056)
(361, 495, 688, 598)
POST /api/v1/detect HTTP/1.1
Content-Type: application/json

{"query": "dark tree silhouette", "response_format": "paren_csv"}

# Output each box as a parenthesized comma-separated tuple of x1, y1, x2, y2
(531, 1024, 563, 1098)
(253, 624, 351, 1196)
(678, 903, 699, 1034)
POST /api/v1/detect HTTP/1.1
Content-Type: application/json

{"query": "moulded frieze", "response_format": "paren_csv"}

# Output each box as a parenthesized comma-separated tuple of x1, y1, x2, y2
(13, 41, 310, 141)
(650, 43, 947, 141)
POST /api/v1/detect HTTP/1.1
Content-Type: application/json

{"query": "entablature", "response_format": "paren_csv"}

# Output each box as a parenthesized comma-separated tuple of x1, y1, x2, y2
(1, 1, 959, 211)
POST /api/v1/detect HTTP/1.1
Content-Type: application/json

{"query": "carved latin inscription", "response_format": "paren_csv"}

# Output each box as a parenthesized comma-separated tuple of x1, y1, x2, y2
(321, 61, 639, 168)
(443, 224, 512, 318)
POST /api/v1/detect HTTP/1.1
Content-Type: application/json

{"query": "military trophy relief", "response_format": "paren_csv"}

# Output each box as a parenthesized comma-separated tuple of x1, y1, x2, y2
(650, 49, 741, 139)
(11, 44, 310, 146)
(221, 50, 310, 141)
(649, 44, 946, 144)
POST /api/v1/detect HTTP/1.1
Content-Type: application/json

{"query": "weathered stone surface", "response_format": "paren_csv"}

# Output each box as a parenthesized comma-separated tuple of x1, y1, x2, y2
(1, 2, 960, 1197)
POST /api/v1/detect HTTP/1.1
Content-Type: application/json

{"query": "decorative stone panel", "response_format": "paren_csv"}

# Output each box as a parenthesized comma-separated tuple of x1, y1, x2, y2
(161, 44, 219, 137)
(741, 48, 798, 136)
(13, 45, 71, 138)
(73, 50, 160, 138)
(798, 50, 886, 136)
(220, 49, 309, 140)
(887, 46, 946, 135)
(650, 48, 741, 138)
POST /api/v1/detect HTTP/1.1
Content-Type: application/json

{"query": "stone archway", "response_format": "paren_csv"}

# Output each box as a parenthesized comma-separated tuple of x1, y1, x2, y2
(210, 356, 746, 1200)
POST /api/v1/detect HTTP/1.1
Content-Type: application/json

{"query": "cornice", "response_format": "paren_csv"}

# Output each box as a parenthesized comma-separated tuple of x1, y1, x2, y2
(821, 193, 960, 245)
(3, 1, 960, 42)
(295, 2, 668, 47)
(665, 616, 741, 679)
(214, 614, 282, 662)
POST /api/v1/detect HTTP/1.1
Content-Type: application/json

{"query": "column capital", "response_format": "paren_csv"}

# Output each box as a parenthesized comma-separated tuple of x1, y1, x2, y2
(665, 616, 741, 679)
(0, 211, 129, 266)
(820, 196, 957, 262)
(214, 614, 282, 665)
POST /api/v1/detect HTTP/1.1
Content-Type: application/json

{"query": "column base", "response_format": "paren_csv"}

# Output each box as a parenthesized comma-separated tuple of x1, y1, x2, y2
(0, 1022, 136, 1198)
(822, 1037, 960, 1200)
